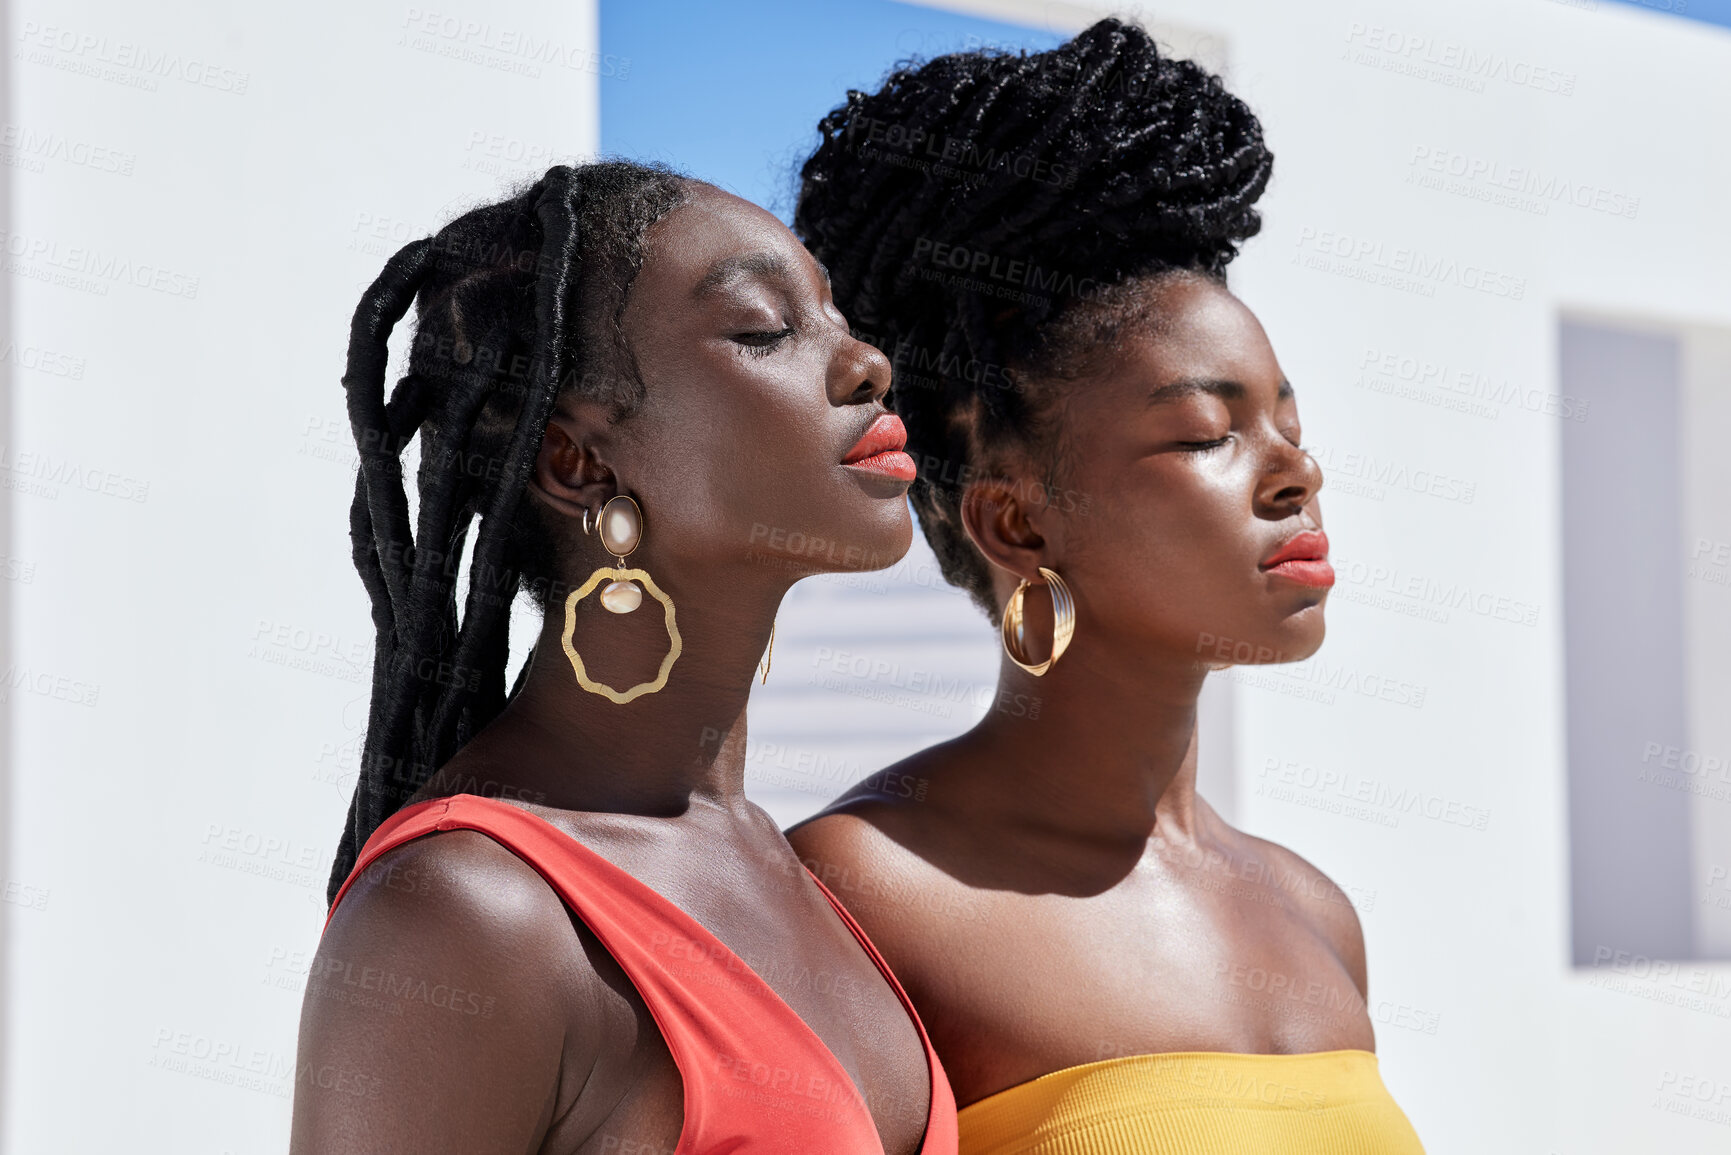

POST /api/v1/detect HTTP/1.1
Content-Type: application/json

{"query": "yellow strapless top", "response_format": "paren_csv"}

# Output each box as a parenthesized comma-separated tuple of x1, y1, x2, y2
(957, 1049, 1424, 1155)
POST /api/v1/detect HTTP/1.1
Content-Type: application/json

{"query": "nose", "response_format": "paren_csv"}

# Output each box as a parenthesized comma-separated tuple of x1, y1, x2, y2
(1254, 435, 1323, 518)
(827, 328, 892, 407)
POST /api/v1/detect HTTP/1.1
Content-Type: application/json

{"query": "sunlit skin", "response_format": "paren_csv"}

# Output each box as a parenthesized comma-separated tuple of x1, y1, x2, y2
(291, 186, 934, 1155)
(787, 273, 1372, 1107)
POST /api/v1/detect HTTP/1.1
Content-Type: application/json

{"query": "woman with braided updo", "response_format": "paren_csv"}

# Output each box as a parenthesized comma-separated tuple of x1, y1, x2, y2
(788, 20, 1424, 1155)
(291, 162, 958, 1155)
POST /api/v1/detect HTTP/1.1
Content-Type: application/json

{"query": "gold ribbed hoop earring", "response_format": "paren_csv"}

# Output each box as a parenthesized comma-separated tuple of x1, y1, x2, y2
(1000, 566, 1075, 676)
(561, 494, 682, 704)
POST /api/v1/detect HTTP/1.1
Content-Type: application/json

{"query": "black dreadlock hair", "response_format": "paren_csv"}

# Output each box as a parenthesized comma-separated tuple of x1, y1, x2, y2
(795, 18, 1273, 616)
(327, 160, 689, 905)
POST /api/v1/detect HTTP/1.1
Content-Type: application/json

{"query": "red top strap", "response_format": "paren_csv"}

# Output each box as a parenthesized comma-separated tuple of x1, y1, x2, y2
(328, 795, 957, 1155)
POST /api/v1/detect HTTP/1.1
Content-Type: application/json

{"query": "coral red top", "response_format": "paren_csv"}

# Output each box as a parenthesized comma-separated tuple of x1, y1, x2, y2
(326, 794, 957, 1155)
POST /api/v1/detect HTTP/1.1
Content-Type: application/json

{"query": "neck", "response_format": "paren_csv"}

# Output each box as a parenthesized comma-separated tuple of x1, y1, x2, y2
(964, 636, 1211, 848)
(452, 563, 784, 816)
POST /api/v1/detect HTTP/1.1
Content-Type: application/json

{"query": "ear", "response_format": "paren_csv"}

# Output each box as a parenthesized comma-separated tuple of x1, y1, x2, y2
(959, 474, 1050, 585)
(527, 396, 619, 520)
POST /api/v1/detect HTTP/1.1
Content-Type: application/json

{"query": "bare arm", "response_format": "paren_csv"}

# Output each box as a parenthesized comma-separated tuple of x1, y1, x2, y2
(290, 832, 598, 1154)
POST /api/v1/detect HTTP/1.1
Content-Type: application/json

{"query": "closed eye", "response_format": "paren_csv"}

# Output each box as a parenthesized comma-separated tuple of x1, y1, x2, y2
(733, 327, 795, 355)
(1179, 436, 1232, 452)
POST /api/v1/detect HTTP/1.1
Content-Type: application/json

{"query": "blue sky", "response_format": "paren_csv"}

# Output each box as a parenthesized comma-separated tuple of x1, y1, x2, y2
(1606, 0, 1731, 29)
(600, 0, 1060, 222)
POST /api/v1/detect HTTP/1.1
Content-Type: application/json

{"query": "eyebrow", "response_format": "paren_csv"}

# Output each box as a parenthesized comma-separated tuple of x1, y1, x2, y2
(692, 251, 791, 298)
(1147, 377, 1293, 404)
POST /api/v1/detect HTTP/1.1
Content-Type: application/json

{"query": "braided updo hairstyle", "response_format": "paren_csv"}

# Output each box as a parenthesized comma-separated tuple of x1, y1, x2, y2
(795, 18, 1272, 616)
(327, 161, 688, 903)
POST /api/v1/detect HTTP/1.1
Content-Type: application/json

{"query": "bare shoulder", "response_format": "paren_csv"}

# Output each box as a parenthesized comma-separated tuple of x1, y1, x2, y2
(325, 826, 584, 949)
(788, 744, 948, 854)
(786, 792, 928, 913)
(814, 741, 956, 816)
(1226, 822, 1369, 995)
(786, 748, 975, 940)
(292, 830, 605, 1153)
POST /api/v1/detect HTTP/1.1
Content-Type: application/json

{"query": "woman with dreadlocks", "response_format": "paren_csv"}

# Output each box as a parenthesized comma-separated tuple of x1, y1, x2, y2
(788, 20, 1424, 1155)
(290, 162, 956, 1154)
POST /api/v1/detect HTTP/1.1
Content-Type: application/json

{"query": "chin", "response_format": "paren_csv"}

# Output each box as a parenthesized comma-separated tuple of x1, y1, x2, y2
(763, 508, 910, 578)
(1268, 607, 1327, 663)
(1193, 603, 1325, 667)
(838, 505, 912, 573)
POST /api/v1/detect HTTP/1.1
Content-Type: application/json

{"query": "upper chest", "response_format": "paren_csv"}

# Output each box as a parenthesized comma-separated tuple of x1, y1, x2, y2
(877, 857, 1372, 1101)
(534, 821, 934, 1155)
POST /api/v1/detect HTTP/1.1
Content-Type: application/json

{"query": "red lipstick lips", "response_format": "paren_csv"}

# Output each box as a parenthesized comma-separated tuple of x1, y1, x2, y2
(842, 413, 916, 482)
(1261, 529, 1334, 588)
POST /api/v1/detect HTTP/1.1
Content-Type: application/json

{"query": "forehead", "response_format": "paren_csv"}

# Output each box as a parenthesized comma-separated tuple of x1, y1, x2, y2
(633, 185, 812, 300)
(1042, 275, 1286, 428)
(1113, 275, 1276, 381)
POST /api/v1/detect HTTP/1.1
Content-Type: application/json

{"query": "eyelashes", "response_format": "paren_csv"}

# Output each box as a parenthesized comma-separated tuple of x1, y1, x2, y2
(1178, 434, 1306, 455)
(733, 327, 795, 356)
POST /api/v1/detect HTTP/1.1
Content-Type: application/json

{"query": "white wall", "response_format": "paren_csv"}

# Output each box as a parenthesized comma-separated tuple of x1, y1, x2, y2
(7, 0, 1731, 1153)
(2, 1, 602, 1149)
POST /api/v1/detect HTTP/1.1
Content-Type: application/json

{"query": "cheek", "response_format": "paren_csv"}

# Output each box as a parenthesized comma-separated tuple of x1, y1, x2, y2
(1068, 464, 1262, 640)
(639, 393, 809, 532)
(622, 360, 845, 557)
